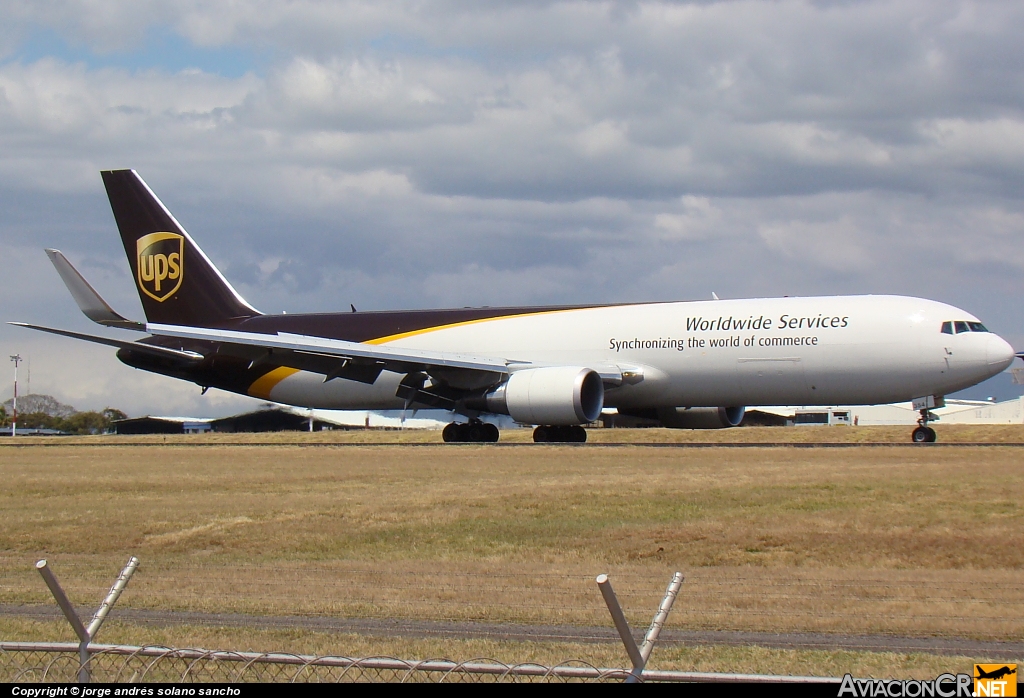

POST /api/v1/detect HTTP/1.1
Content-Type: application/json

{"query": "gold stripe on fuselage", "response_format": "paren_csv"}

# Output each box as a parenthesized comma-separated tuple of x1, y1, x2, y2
(248, 366, 300, 399)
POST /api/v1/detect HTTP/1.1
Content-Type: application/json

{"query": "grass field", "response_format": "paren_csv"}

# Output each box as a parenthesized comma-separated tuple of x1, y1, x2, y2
(1, 432, 1022, 676)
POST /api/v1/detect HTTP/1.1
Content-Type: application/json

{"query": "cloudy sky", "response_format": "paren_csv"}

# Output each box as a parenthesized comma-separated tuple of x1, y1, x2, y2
(2, 0, 1023, 416)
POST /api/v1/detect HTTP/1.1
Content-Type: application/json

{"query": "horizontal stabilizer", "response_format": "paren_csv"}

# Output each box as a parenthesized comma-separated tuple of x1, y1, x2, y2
(8, 322, 204, 363)
(45, 249, 144, 330)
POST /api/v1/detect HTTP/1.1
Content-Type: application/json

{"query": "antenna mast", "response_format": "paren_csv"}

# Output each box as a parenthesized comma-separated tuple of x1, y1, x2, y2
(10, 354, 21, 437)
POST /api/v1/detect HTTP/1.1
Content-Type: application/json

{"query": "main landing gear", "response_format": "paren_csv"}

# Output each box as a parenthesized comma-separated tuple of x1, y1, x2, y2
(911, 409, 937, 443)
(442, 420, 500, 443)
(533, 425, 588, 443)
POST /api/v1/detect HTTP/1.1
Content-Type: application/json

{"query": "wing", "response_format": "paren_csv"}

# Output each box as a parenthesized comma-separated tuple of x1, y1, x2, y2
(142, 322, 516, 408)
(146, 322, 514, 374)
(11, 319, 630, 412)
(145, 322, 631, 386)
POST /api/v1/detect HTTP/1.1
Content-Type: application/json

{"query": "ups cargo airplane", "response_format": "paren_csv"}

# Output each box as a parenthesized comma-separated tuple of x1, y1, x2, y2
(11, 170, 1023, 443)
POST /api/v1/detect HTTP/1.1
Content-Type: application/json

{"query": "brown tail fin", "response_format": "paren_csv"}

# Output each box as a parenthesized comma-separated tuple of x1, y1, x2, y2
(101, 169, 260, 327)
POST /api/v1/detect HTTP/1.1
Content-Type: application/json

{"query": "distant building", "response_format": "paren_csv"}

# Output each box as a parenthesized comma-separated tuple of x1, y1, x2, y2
(211, 407, 334, 433)
(0, 427, 68, 436)
(110, 405, 479, 434)
(113, 417, 213, 435)
(758, 397, 1024, 426)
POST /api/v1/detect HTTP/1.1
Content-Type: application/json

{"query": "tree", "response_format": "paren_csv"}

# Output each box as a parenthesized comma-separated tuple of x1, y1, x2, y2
(1, 394, 75, 417)
(17, 412, 62, 430)
(0, 395, 127, 434)
(103, 408, 128, 423)
(62, 411, 110, 435)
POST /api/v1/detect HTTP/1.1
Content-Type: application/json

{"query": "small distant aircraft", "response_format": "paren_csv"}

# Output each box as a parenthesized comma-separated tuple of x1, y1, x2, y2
(11, 170, 1020, 443)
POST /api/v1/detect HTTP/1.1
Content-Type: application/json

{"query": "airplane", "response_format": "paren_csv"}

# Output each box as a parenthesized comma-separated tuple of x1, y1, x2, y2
(10, 169, 1022, 443)
(975, 666, 1016, 681)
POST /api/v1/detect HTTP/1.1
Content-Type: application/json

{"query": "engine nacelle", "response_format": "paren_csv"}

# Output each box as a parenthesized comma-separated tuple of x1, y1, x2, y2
(656, 406, 745, 429)
(488, 367, 604, 425)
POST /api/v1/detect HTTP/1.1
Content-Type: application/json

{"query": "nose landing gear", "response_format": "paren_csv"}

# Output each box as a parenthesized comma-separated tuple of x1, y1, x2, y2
(442, 420, 500, 443)
(911, 409, 937, 443)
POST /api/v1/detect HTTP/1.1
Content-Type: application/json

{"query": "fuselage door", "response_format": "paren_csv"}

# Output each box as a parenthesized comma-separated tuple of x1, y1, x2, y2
(736, 357, 808, 405)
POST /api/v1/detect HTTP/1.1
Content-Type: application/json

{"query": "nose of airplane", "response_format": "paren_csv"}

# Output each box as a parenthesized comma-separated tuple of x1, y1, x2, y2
(986, 334, 1015, 369)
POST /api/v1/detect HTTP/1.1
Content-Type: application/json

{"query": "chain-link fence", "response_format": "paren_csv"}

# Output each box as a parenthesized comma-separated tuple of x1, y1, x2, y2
(3, 558, 1020, 683)
(1, 642, 835, 683)
(0, 642, 670, 683)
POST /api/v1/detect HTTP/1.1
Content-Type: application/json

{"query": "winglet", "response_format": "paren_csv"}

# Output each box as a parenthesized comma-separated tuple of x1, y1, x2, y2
(45, 249, 145, 330)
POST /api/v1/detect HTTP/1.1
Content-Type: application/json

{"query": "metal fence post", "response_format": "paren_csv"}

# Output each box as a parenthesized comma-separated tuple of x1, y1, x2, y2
(596, 574, 644, 678)
(87, 556, 140, 639)
(36, 556, 140, 683)
(596, 572, 684, 683)
(640, 572, 685, 665)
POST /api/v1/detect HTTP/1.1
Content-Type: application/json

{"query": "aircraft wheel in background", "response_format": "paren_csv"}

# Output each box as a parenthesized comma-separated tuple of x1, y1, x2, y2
(533, 425, 586, 443)
(442, 423, 461, 442)
(446, 421, 499, 443)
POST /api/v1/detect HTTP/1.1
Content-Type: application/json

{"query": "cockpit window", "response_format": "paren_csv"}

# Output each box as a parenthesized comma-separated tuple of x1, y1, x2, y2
(944, 320, 990, 334)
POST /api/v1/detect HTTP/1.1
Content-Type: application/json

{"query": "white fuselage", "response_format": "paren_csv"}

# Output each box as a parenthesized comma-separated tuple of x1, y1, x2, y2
(262, 295, 1016, 412)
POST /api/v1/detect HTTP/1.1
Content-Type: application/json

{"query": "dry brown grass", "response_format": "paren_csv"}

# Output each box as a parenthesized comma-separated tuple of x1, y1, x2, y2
(1, 441, 1022, 673)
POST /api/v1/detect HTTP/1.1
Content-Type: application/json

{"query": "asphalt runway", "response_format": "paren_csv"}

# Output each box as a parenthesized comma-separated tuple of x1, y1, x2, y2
(2, 441, 1024, 448)
(3, 604, 1021, 660)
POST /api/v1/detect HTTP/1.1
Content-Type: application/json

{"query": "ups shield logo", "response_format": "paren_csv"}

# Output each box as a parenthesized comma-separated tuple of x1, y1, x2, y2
(137, 232, 184, 302)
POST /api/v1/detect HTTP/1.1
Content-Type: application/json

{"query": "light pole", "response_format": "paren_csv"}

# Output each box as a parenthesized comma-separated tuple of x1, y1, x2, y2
(10, 354, 21, 437)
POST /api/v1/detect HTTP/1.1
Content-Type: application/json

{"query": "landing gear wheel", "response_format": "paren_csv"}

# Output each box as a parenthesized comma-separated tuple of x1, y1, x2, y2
(444, 421, 499, 443)
(466, 422, 484, 442)
(912, 405, 938, 443)
(533, 425, 587, 443)
(911, 426, 937, 443)
(442, 422, 462, 443)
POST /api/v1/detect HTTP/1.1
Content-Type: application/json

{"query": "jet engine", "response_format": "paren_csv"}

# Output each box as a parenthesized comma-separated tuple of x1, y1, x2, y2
(486, 366, 604, 425)
(657, 406, 745, 429)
